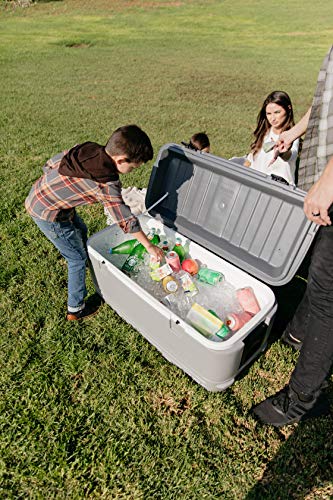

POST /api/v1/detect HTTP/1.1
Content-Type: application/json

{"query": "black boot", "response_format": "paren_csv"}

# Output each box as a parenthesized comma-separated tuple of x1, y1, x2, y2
(252, 385, 330, 427)
(281, 330, 303, 351)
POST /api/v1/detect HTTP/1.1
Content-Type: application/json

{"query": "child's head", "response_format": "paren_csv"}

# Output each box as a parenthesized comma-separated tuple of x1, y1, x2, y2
(105, 125, 153, 173)
(190, 132, 210, 153)
(251, 91, 295, 154)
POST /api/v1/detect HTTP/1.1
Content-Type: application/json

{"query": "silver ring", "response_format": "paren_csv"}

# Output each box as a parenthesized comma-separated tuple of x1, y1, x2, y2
(312, 212, 320, 216)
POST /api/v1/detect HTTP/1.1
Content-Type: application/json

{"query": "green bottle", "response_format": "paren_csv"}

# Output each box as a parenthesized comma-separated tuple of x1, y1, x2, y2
(121, 243, 146, 273)
(121, 254, 141, 273)
(129, 242, 147, 259)
(109, 239, 138, 255)
(109, 229, 159, 256)
(147, 228, 160, 244)
(121, 232, 161, 273)
(172, 237, 186, 262)
(149, 234, 160, 246)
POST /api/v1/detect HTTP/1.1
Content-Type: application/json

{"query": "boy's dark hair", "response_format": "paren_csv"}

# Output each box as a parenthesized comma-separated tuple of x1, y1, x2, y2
(190, 132, 210, 151)
(105, 124, 153, 163)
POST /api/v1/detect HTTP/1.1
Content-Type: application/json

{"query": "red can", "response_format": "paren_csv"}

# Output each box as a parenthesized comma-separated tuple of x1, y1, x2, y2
(225, 311, 253, 332)
(165, 251, 181, 272)
(236, 287, 260, 315)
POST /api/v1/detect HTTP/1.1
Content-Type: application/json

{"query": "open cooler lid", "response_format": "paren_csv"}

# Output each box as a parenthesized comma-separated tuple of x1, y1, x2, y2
(145, 143, 319, 286)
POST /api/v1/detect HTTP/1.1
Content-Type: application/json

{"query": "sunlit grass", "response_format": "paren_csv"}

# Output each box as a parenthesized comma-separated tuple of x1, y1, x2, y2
(0, 0, 332, 497)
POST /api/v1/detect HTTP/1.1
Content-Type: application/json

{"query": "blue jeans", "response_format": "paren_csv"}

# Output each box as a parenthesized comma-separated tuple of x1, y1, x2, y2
(32, 213, 88, 312)
(287, 216, 333, 396)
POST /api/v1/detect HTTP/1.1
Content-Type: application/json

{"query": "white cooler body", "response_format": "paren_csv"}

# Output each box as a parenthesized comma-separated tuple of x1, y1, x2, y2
(88, 144, 318, 391)
(88, 216, 276, 392)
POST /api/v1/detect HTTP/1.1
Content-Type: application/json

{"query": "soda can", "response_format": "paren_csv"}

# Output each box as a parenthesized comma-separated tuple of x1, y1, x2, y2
(236, 287, 260, 315)
(225, 311, 253, 332)
(165, 250, 181, 272)
(197, 268, 224, 285)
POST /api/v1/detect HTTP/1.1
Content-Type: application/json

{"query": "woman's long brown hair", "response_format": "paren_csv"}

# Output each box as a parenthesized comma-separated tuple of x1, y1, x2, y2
(250, 90, 295, 155)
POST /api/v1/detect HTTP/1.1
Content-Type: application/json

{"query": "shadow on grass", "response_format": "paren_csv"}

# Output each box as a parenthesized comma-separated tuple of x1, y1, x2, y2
(85, 292, 104, 309)
(243, 240, 333, 498)
(245, 392, 333, 498)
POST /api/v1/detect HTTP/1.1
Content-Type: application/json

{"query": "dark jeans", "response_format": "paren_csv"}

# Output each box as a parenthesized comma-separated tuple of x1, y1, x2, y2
(32, 212, 88, 312)
(286, 221, 333, 396)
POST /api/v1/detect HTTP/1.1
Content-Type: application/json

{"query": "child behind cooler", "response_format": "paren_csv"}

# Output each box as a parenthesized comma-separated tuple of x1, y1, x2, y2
(183, 132, 211, 153)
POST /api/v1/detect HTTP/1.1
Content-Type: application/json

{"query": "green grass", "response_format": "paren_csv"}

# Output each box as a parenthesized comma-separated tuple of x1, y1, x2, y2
(1, 0, 333, 497)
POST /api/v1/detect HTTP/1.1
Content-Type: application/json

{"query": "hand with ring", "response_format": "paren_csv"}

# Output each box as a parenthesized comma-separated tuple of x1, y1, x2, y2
(303, 157, 333, 226)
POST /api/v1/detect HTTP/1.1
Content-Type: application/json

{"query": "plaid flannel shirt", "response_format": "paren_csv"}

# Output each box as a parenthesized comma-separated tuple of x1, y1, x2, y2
(25, 150, 141, 233)
(298, 45, 333, 191)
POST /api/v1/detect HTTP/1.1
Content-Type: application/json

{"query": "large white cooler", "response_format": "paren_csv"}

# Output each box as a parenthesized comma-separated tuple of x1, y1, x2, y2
(87, 144, 318, 392)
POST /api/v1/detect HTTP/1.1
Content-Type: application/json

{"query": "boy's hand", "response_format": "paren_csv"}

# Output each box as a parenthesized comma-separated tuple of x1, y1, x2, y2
(147, 244, 164, 262)
(132, 229, 164, 261)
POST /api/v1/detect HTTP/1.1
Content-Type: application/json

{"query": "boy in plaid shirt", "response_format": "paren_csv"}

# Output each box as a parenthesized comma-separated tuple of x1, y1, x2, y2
(25, 124, 164, 321)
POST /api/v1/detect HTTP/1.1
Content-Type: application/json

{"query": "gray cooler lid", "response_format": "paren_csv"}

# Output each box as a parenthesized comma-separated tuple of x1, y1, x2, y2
(145, 143, 319, 286)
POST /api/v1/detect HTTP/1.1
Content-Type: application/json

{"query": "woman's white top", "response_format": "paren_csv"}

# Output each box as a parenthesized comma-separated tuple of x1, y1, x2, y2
(247, 129, 299, 185)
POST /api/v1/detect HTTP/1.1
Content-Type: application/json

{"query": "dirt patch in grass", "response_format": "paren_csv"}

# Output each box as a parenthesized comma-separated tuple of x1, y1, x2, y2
(147, 390, 191, 416)
(65, 42, 91, 48)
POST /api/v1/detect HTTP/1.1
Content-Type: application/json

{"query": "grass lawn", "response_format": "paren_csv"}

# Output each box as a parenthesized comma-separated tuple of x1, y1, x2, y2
(0, 0, 332, 497)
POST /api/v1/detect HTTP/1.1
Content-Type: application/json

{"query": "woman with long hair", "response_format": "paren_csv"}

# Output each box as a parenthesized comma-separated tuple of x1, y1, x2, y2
(246, 90, 300, 184)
